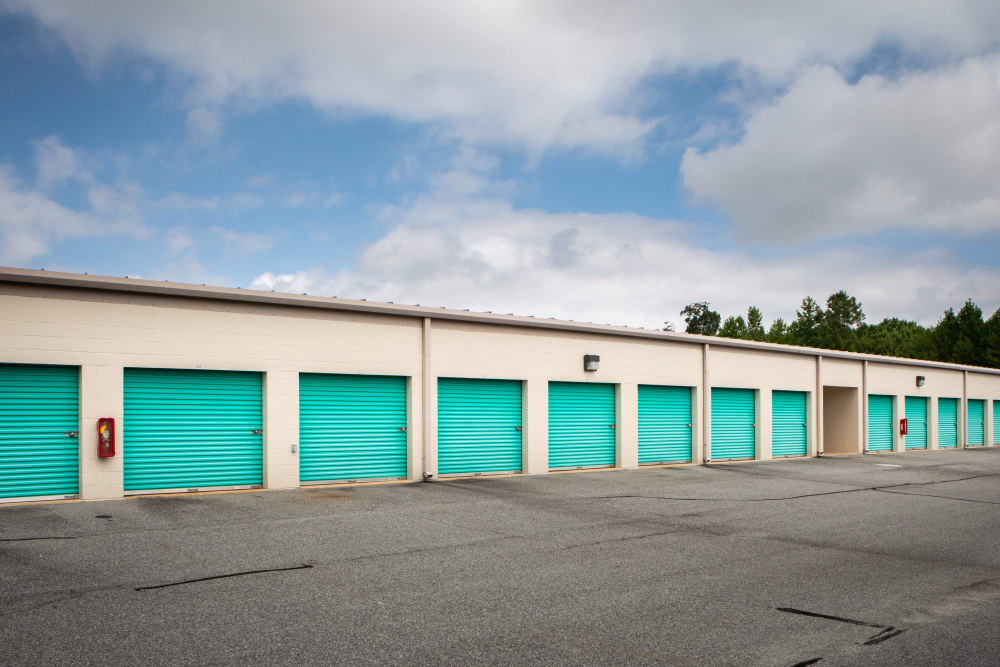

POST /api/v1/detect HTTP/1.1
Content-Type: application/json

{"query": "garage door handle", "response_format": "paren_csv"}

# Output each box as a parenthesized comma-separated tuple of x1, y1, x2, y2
(398, 426, 407, 432)
(609, 424, 616, 430)
(514, 426, 521, 432)
(65, 431, 78, 438)
(251, 428, 263, 435)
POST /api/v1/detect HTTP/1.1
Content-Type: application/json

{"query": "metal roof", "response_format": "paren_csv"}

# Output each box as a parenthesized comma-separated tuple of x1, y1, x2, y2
(1, 266, 998, 376)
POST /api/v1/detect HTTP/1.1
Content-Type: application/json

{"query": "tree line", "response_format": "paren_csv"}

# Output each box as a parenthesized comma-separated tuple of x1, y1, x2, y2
(677, 292, 1000, 369)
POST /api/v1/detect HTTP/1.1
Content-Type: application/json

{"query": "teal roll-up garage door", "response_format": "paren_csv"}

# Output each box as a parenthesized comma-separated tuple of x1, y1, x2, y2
(0, 364, 79, 500)
(124, 368, 263, 492)
(938, 398, 958, 448)
(967, 399, 985, 446)
(548, 382, 615, 469)
(638, 385, 692, 464)
(438, 378, 522, 476)
(711, 388, 755, 460)
(905, 396, 927, 450)
(867, 395, 893, 452)
(772, 390, 807, 457)
(994, 401, 999, 445)
(299, 374, 407, 483)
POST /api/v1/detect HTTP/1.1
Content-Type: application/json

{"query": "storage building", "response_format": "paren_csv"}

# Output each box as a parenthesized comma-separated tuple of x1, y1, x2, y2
(1, 267, 998, 503)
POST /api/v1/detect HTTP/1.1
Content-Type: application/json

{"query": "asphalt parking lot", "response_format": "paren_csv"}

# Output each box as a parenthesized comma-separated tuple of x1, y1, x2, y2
(2, 449, 1000, 666)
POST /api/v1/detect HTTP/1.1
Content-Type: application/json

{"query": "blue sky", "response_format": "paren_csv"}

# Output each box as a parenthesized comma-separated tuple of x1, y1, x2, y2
(1, 2, 999, 329)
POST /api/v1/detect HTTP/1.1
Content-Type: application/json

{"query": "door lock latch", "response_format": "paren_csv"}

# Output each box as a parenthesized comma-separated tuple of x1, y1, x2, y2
(251, 428, 263, 435)
(64, 431, 78, 438)
(398, 426, 407, 432)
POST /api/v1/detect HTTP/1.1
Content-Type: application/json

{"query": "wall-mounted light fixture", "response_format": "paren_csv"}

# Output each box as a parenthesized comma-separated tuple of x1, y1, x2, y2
(583, 354, 600, 372)
(916, 375, 925, 387)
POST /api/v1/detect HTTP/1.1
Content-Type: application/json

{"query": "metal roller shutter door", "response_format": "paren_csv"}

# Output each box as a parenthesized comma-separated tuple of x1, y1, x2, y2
(967, 399, 985, 446)
(905, 396, 927, 450)
(0, 364, 79, 501)
(711, 388, 755, 460)
(772, 390, 807, 457)
(638, 385, 692, 464)
(299, 374, 407, 483)
(124, 368, 263, 492)
(995, 401, 999, 445)
(867, 395, 893, 452)
(938, 398, 958, 448)
(438, 378, 522, 476)
(548, 382, 616, 469)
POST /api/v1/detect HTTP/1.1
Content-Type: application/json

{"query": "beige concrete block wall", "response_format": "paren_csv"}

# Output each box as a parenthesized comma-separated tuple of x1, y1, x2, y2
(709, 347, 816, 461)
(967, 372, 1000, 446)
(868, 363, 965, 452)
(1, 287, 423, 499)
(823, 387, 859, 454)
(5, 280, 1000, 502)
(431, 320, 704, 472)
(79, 364, 124, 500)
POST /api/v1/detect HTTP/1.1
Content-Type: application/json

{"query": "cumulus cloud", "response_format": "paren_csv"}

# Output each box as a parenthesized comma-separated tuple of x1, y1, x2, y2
(0, 166, 145, 264)
(251, 179, 1000, 327)
(185, 106, 221, 144)
(8, 1, 1000, 154)
(165, 225, 194, 253)
(34, 135, 85, 188)
(210, 226, 275, 255)
(682, 58, 1000, 240)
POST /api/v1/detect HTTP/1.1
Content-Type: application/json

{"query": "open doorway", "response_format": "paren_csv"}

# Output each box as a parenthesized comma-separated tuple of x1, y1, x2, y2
(824, 386, 860, 454)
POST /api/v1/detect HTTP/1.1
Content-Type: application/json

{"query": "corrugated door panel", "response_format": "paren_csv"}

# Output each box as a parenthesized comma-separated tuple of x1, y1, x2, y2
(300, 374, 406, 482)
(905, 396, 928, 450)
(967, 399, 985, 446)
(772, 390, 807, 457)
(638, 385, 692, 464)
(994, 401, 999, 445)
(548, 382, 616, 469)
(711, 388, 755, 460)
(438, 378, 522, 475)
(124, 368, 263, 491)
(867, 395, 893, 452)
(938, 398, 958, 448)
(0, 364, 79, 499)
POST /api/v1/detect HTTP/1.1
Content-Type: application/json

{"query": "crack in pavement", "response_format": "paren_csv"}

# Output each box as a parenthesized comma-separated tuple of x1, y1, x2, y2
(0, 536, 79, 542)
(135, 564, 314, 591)
(593, 472, 1000, 504)
(875, 489, 1000, 505)
(775, 607, 905, 647)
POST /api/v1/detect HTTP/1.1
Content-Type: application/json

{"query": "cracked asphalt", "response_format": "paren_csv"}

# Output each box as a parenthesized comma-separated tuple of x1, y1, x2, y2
(2, 449, 1000, 666)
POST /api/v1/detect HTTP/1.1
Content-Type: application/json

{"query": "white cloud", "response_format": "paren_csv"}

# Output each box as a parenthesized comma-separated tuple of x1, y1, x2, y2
(251, 181, 1000, 327)
(682, 58, 1000, 240)
(10, 1, 1000, 155)
(33, 135, 86, 188)
(210, 225, 275, 255)
(0, 166, 145, 264)
(165, 225, 194, 253)
(185, 106, 221, 144)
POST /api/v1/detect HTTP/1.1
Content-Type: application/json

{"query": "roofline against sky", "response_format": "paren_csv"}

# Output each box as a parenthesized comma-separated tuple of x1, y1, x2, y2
(1, 266, 998, 376)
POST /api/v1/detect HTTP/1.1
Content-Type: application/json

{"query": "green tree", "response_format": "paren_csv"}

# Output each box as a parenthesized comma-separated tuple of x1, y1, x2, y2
(930, 307, 960, 362)
(983, 309, 1000, 368)
(767, 317, 789, 343)
(855, 318, 932, 359)
(745, 306, 766, 341)
(820, 290, 865, 351)
(952, 299, 985, 365)
(681, 302, 721, 336)
(788, 296, 824, 348)
(718, 315, 747, 339)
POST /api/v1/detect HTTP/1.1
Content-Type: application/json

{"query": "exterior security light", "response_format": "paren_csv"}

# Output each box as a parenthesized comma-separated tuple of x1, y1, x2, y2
(583, 354, 600, 372)
(916, 376, 925, 387)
